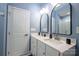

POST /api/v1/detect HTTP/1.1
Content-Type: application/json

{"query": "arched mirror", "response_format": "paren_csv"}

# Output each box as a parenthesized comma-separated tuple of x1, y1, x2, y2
(51, 3, 72, 35)
(40, 13, 49, 35)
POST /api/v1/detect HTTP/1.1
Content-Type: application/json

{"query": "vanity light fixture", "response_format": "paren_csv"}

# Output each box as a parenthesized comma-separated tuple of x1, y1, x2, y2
(55, 4, 61, 8)
(40, 7, 49, 14)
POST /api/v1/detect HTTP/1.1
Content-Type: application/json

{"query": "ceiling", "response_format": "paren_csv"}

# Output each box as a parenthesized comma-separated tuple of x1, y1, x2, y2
(8, 3, 48, 10)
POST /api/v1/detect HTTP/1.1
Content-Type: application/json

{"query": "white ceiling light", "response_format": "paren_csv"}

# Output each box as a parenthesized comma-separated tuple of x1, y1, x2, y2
(40, 7, 49, 14)
(40, 8, 44, 14)
(55, 4, 61, 8)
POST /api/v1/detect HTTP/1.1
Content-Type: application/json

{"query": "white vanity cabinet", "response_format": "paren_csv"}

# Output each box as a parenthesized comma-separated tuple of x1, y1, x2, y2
(31, 33, 76, 56)
(31, 36, 37, 56)
(31, 36, 59, 56)
(63, 46, 75, 56)
(37, 40, 59, 56)
(46, 45, 59, 56)
(46, 43, 75, 56)
(37, 40, 46, 56)
(31, 36, 46, 56)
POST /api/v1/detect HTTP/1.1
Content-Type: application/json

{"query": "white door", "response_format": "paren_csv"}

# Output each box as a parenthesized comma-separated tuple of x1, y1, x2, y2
(7, 6, 30, 56)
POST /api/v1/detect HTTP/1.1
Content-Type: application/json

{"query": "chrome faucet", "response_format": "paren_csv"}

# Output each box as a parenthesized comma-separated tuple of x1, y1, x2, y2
(54, 34, 60, 40)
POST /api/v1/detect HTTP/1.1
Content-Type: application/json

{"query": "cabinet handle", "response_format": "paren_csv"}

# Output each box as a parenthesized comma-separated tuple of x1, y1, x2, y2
(25, 34, 28, 36)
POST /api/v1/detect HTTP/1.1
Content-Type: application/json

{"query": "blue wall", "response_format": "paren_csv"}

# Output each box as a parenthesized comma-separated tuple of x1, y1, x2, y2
(0, 3, 7, 56)
(71, 4, 79, 55)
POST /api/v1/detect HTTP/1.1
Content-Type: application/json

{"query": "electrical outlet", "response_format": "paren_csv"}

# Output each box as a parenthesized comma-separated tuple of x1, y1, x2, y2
(0, 12, 4, 16)
(31, 28, 36, 32)
(76, 26, 79, 33)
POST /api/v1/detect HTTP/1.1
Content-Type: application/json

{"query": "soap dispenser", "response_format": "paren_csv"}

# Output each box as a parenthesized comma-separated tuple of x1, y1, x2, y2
(49, 34, 52, 39)
(38, 32, 40, 35)
(66, 38, 71, 44)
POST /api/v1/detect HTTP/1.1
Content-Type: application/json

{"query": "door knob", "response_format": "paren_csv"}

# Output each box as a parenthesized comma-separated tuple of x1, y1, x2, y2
(25, 34, 28, 36)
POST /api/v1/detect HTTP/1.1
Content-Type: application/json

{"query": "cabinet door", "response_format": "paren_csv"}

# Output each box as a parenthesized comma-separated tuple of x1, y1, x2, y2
(37, 40, 46, 56)
(46, 45, 59, 56)
(63, 46, 75, 56)
(31, 36, 37, 56)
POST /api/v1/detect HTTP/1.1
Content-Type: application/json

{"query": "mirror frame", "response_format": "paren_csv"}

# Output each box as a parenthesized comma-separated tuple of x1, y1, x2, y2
(40, 13, 49, 34)
(50, 3, 72, 35)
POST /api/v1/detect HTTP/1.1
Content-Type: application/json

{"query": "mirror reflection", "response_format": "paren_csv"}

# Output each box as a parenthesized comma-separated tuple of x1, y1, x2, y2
(52, 3, 72, 35)
(40, 13, 49, 33)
